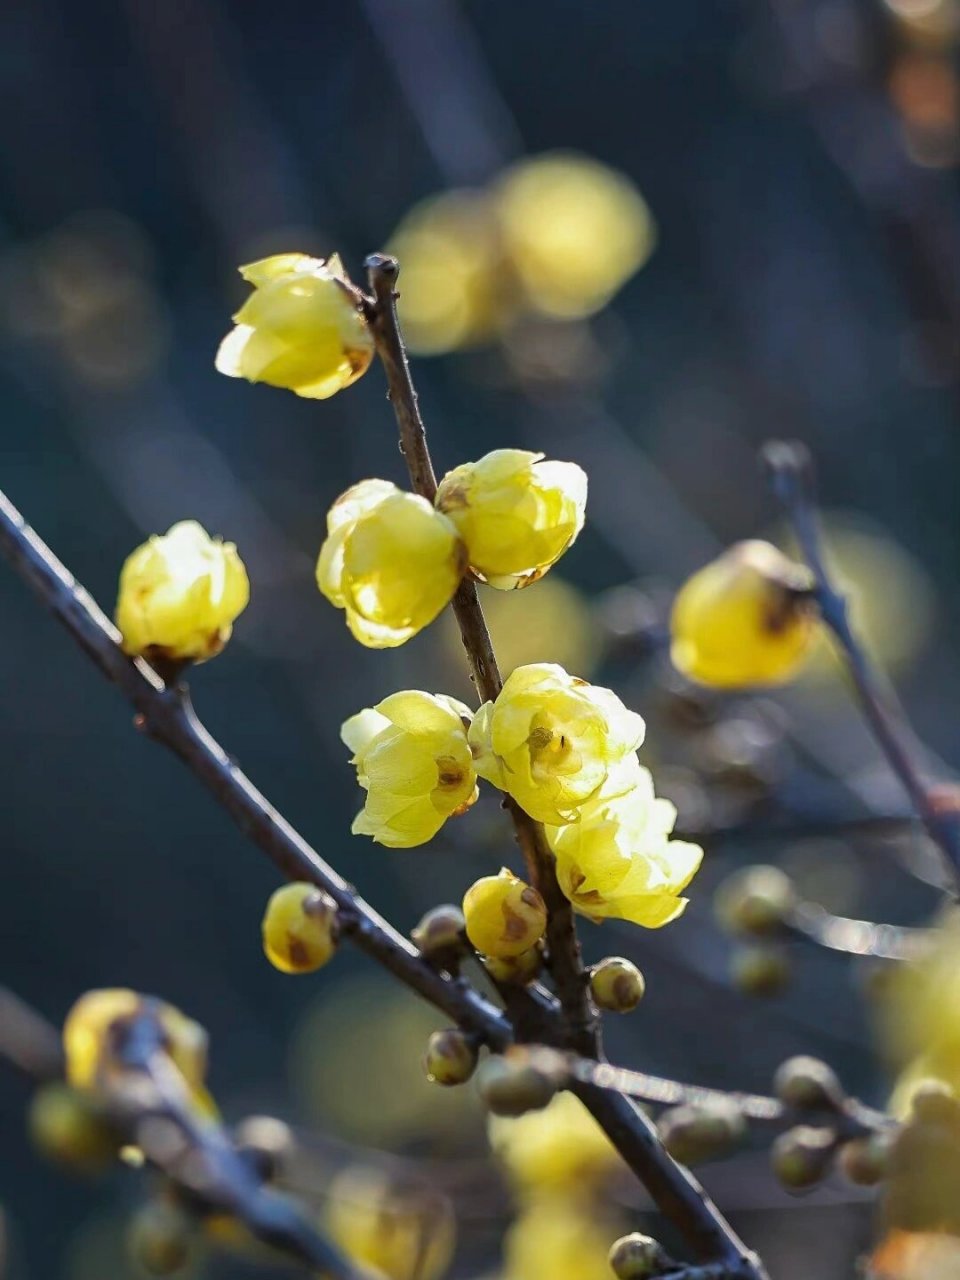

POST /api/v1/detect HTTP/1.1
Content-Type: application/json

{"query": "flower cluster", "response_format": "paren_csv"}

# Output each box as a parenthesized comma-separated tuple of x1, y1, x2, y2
(343, 663, 701, 928)
(317, 450, 586, 648)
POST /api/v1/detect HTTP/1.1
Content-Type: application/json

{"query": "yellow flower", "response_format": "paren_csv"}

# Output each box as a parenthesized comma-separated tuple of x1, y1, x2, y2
(495, 152, 656, 319)
(670, 540, 816, 688)
(468, 663, 645, 824)
(342, 691, 478, 847)
(435, 449, 587, 589)
(317, 480, 466, 648)
(115, 521, 249, 662)
(325, 1166, 455, 1280)
(547, 757, 703, 927)
(261, 882, 339, 974)
(63, 989, 209, 1096)
(215, 253, 373, 399)
(462, 867, 547, 959)
(387, 189, 515, 354)
(488, 1091, 621, 1196)
(502, 1196, 618, 1280)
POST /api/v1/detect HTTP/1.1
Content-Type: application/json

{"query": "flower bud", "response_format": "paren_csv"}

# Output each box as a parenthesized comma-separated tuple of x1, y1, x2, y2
(670, 540, 816, 688)
(233, 1115, 296, 1183)
(608, 1232, 673, 1280)
(771, 1125, 837, 1190)
(215, 253, 373, 399)
(731, 943, 791, 997)
(435, 449, 587, 590)
(483, 945, 543, 986)
(28, 1083, 118, 1173)
(590, 956, 646, 1013)
(127, 1200, 192, 1275)
(115, 521, 249, 663)
(318, 481, 466, 648)
(839, 1132, 892, 1186)
(773, 1056, 844, 1113)
(411, 904, 467, 958)
(476, 1048, 567, 1117)
(463, 868, 547, 959)
(910, 1078, 960, 1126)
(423, 1029, 478, 1087)
(657, 1101, 746, 1166)
(714, 865, 796, 937)
(261, 883, 338, 974)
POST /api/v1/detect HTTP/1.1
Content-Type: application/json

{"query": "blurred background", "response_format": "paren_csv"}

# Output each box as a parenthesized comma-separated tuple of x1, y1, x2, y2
(1, 0, 960, 1275)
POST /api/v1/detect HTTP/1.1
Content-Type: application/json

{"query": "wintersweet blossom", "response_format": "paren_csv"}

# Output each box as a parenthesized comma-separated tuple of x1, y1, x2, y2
(215, 254, 373, 399)
(435, 448, 587, 589)
(341, 691, 478, 848)
(317, 480, 466, 648)
(468, 663, 645, 824)
(115, 521, 249, 662)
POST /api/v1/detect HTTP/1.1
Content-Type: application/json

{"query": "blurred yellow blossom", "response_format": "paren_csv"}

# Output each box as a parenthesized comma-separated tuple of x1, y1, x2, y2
(468, 663, 645, 824)
(342, 691, 477, 847)
(215, 253, 373, 398)
(547, 756, 703, 927)
(63, 990, 209, 1098)
(502, 1195, 618, 1280)
(462, 867, 547, 959)
(488, 1090, 621, 1196)
(670, 540, 816, 688)
(325, 1167, 455, 1280)
(115, 520, 249, 663)
(388, 189, 515, 354)
(317, 479, 467, 648)
(495, 152, 656, 320)
(435, 449, 587, 589)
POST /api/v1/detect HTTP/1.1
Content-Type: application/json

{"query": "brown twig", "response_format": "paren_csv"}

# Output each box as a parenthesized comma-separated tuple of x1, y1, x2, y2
(0, 987, 64, 1081)
(363, 253, 597, 1054)
(763, 440, 960, 887)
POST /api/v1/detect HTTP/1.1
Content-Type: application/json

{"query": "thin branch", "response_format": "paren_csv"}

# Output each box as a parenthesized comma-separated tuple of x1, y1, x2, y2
(785, 902, 932, 962)
(0, 987, 64, 1081)
(362, 254, 767, 1278)
(0, 488, 512, 1052)
(363, 253, 597, 1056)
(763, 440, 960, 885)
(108, 1005, 370, 1279)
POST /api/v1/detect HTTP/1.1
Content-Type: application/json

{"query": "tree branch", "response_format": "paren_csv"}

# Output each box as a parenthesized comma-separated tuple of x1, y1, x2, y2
(763, 440, 960, 885)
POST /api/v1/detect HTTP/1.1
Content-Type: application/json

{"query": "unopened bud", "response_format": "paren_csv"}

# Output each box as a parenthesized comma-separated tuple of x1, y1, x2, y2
(234, 1115, 295, 1182)
(714, 865, 796, 937)
(839, 1132, 892, 1186)
(773, 1056, 844, 1113)
(731, 943, 790, 997)
(608, 1232, 673, 1279)
(910, 1078, 960, 1127)
(658, 1101, 746, 1166)
(127, 1201, 192, 1275)
(423, 1029, 478, 1087)
(411, 904, 466, 958)
(476, 1047, 567, 1117)
(590, 957, 646, 1013)
(483, 945, 542, 986)
(463, 868, 547, 959)
(28, 1083, 118, 1174)
(771, 1125, 837, 1190)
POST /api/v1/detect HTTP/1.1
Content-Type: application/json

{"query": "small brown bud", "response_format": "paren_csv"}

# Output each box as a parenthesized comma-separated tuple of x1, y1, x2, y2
(234, 1115, 296, 1182)
(411, 904, 466, 958)
(771, 1125, 837, 1190)
(423, 1029, 478, 1087)
(910, 1079, 960, 1127)
(731, 943, 790, 997)
(608, 1232, 673, 1279)
(714, 865, 796, 937)
(658, 1101, 746, 1166)
(590, 957, 646, 1013)
(476, 1047, 567, 1117)
(839, 1132, 892, 1186)
(773, 1056, 844, 1112)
